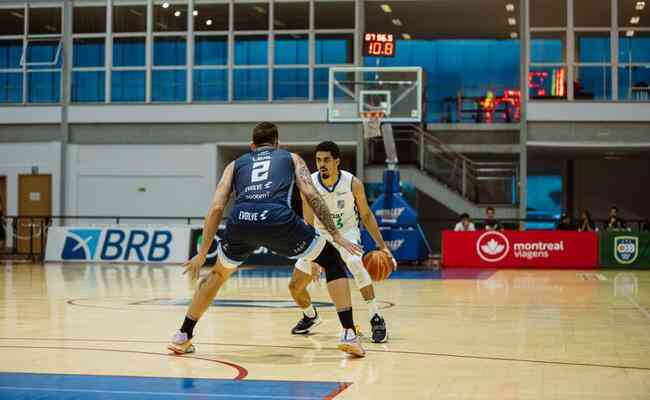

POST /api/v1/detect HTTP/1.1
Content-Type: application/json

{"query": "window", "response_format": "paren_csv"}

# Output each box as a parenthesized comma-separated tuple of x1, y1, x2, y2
(193, 69, 227, 101)
(28, 71, 60, 103)
(72, 71, 105, 102)
(531, 32, 566, 63)
(73, 6, 106, 34)
(234, 3, 269, 31)
(154, 37, 187, 66)
(234, 68, 268, 100)
(275, 34, 308, 65)
(29, 7, 61, 34)
(235, 35, 268, 65)
(313, 67, 329, 99)
(316, 34, 353, 64)
(619, 31, 650, 63)
(112, 71, 146, 102)
(113, 5, 146, 33)
(315, 1, 354, 29)
(74, 38, 105, 68)
(0, 9, 25, 35)
(574, 0, 610, 27)
(274, 2, 309, 30)
(195, 36, 227, 65)
(113, 37, 145, 66)
(618, 65, 650, 101)
(0, 40, 22, 69)
(576, 32, 611, 63)
(529, 67, 567, 99)
(575, 66, 611, 100)
(273, 68, 308, 100)
(530, 0, 566, 28)
(194, 3, 229, 31)
(0, 72, 22, 103)
(154, 2, 188, 32)
(152, 70, 187, 101)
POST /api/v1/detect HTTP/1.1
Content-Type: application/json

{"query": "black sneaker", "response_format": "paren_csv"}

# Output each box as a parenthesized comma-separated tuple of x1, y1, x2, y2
(291, 311, 322, 334)
(370, 314, 388, 343)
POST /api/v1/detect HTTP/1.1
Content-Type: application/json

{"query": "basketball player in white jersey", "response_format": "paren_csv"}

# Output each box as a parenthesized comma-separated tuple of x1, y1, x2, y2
(289, 141, 396, 343)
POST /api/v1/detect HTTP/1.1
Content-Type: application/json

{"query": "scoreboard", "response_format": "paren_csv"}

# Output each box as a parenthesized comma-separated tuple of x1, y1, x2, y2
(363, 32, 395, 57)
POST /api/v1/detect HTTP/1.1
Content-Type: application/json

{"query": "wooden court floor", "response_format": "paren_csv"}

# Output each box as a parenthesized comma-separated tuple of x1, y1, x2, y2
(1, 262, 650, 399)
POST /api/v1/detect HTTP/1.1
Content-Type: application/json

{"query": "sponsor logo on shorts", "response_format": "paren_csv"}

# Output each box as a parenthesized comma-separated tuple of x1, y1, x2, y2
(614, 236, 639, 265)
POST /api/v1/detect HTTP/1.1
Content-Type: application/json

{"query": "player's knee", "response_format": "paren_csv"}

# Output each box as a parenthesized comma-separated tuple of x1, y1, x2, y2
(314, 242, 347, 283)
(346, 256, 372, 288)
(288, 274, 307, 293)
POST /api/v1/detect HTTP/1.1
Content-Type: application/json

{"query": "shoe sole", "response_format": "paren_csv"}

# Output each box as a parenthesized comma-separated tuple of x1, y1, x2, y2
(338, 343, 366, 358)
(167, 344, 196, 355)
(291, 317, 322, 335)
(372, 333, 388, 343)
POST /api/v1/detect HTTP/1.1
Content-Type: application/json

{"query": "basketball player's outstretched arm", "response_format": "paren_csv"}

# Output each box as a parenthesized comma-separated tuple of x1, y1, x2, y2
(352, 177, 397, 268)
(183, 161, 234, 279)
(291, 153, 362, 256)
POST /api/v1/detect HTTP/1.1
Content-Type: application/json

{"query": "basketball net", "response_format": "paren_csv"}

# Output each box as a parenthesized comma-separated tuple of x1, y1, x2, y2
(361, 111, 384, 139)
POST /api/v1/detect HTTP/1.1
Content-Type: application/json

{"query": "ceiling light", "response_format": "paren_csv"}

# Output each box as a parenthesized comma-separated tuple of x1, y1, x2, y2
(510, 32, 518, 39)
(630, 16, 640, 24)
(174, 10, 181, 17)
(162, 2, 170, 9)
(626, 30, 635, 37)
(392, 18, 402, 26)
(505, 3, 515, 12)
(253, 5, 267, 14)
(508, 17, 517, 25)
(636, 1, 646, 11)
(193, 10, 198, 16)
(402, 33, 411, 40)
(206, 19, 213, 26)
(381, 4, 392, 13)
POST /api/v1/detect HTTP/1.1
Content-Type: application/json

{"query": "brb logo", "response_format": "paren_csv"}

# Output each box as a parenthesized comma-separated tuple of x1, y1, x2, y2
(62, 228, 173, 262)
(476, 231, 510, 263)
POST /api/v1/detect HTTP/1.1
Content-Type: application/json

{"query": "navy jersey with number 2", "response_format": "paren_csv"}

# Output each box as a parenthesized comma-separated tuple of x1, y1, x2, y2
(218, 147, 321, 267)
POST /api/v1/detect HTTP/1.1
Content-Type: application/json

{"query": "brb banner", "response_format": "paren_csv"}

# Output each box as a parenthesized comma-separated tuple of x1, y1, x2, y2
(442, 230, 599, 268)
(45, 226, 191, 263)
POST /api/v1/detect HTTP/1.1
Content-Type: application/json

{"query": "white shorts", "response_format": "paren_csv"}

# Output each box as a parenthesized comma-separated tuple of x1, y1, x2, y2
(294, 230, 361, 275)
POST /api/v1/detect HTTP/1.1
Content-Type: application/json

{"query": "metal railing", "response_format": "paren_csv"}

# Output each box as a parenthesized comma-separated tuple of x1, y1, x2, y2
(368, 124, 519, 204)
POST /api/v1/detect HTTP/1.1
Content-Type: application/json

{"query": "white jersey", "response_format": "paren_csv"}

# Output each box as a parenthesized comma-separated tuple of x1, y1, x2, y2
(311, 170, 360, 241)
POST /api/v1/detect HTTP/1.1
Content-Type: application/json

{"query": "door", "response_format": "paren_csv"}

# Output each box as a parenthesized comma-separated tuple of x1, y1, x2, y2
(18, 174, 52, 255)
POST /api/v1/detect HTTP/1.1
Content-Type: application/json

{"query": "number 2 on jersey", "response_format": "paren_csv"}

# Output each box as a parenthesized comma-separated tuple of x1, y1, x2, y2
(251, 160, 271, 183)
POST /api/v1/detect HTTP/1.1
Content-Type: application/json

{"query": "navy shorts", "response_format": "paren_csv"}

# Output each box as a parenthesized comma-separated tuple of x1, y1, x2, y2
(217, 215, 326, 268)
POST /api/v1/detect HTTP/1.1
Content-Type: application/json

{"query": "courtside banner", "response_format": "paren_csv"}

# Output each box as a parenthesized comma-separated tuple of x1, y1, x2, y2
(600, 232, 650, 269)
(442, 230, 599, 268)
(45, 226, 191, 264)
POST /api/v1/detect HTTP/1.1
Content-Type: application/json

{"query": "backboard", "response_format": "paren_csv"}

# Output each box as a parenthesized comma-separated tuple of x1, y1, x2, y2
(327, 66, 423, 123)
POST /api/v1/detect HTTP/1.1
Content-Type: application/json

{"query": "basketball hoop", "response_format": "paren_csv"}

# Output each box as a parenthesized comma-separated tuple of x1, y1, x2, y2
(361, 111, 384, 139)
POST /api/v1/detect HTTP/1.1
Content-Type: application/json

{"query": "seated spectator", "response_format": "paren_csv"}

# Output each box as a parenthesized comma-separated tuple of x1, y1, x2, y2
(606, 206, 627, 230)
(556, 214, 574, 230)
(483, 207, 503, 231)
(577, 209, 595, 232)
(454, 213, 476, 231)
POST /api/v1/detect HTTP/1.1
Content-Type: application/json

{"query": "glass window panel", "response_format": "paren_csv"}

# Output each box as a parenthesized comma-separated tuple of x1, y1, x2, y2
(195, 36, 227, 65)
(0, 72, 22, 103)
(618, 65, 650, 101)
(152, 69, 187, 101)
(274, 2, 309, 30)
(531, 32, 565, 63)
(575, 66, 611, 100)
(26, 41, 62, 67)
(27, 71, 60, 103)
(194, 3, 228, 31)
(275, 34, 308, 65)
(530, 0, 566, 27)
(111, 70, 145, 102)
(619, 0, 650, 27)
(529, 66, 567, 99)
(154, 3, 188, 32)
(74, 38, 105, 68)
(235, 36, 268, 65)
(619, 31, 650, 63)
(113, 5, 146, 33)
(574, 0, 610, 27)
(154, 36, 187, 66)
(0, 40, 23, 69)
(315, 1, 354, 29)
(234, 3, 269, 31)
(576, 32, 610, 63)
(193, 69, 228, 101)
(234, 68, 268, 100)
(0, 9, 25, 35)
(315, 34, 353, 64)
(29, 7, 61, 34)
(273, 68, 308, 99)
(113, 37, 145, 67)
(72, 71, 105, 102)
(313, 67, 329, 99)
(73, 6, 106, 34)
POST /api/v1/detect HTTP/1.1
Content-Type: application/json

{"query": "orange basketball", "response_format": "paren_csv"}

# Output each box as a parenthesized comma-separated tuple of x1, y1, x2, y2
(362, 250, 395, 281)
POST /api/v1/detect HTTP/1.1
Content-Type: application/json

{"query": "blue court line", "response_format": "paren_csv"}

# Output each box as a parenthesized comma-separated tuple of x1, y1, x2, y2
(0, 373, 350, 400)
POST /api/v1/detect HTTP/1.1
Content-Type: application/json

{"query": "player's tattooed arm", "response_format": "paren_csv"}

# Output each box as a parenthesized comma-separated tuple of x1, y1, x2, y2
(292, 153, 338, 236)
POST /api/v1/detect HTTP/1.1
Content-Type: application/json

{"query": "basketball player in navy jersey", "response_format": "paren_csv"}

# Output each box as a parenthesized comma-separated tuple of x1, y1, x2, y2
(288, 141, 395, 343)
(168, 122, 366, 357)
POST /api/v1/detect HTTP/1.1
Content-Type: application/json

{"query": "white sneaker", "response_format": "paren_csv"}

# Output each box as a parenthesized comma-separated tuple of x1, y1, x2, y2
(337, 328, 366, 357)
(167, 330, 196, 354)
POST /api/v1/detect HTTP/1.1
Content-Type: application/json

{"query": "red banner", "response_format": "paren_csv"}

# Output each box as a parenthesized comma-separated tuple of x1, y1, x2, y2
(442, 230, 599, 269)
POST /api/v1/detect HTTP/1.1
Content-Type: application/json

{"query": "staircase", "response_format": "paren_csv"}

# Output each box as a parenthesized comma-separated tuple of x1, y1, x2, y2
(365, 124, 520, 219)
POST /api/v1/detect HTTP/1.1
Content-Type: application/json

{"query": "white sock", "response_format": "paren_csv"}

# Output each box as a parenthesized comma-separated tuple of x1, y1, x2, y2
(302, 304, 316, 318)
(366, 298, 381, 319)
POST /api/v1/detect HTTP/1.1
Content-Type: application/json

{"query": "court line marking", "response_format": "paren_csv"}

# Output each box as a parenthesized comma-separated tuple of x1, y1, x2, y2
(623, 294, 650, 321)
(2, 337, 650, 372)
(0, 386, 323, 399)
(0, 345, 248, 380)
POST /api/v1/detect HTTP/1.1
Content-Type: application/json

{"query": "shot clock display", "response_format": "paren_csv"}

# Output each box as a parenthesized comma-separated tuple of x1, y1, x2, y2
(363, 33, 395, 57)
